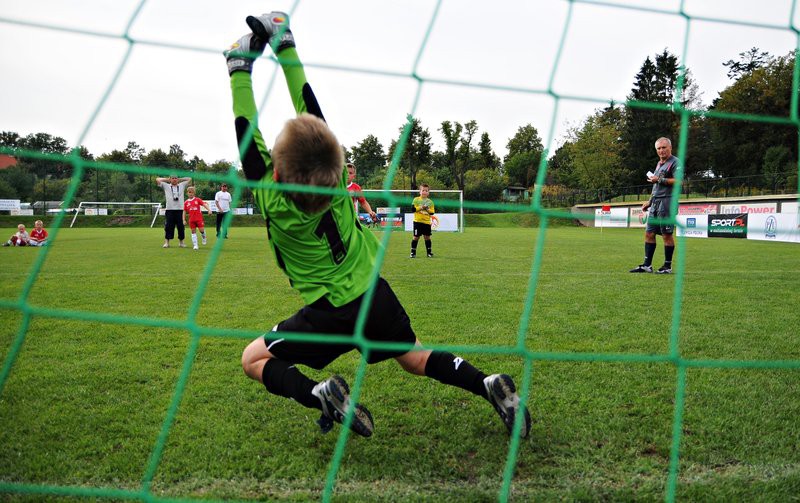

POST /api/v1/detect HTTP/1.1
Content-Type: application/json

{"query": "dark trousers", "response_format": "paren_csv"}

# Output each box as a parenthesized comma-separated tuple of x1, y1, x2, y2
(216, 212, 230, 237)
(164, 209, 185, 241)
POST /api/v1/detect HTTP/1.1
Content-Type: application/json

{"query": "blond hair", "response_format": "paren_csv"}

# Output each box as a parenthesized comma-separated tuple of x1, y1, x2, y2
(272, 114, 344, 213)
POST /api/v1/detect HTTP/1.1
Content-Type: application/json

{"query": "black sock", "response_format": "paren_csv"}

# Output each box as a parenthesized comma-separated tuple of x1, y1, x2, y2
(261, 359, 321, 410)
(425, 240, 432, 254)
(411, 239, 419, 254)
(425, 351, 487, 399)
(664, 245, 674, 266)
(644, 242, 656, 266)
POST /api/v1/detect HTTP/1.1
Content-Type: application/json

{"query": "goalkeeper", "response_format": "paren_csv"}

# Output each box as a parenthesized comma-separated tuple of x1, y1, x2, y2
(229, 12, 531, 439)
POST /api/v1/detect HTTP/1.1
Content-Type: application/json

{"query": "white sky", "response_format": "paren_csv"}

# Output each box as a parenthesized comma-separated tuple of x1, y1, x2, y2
(0, 0, 797, 166)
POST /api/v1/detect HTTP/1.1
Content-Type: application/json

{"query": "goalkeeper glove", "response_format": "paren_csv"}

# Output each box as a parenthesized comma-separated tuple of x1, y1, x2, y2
(246, 11, 295, 53)
(223, 33, 266, 75)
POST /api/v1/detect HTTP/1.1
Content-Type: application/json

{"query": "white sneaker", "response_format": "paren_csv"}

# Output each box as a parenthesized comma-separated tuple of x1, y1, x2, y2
(193, 245, 199, 250)
(202, 238, 207, 245)
(162, 243, 169, 248)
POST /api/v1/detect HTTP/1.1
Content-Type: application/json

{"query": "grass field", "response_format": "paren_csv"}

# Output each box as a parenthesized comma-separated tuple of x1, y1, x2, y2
(1, 225, 799, 501)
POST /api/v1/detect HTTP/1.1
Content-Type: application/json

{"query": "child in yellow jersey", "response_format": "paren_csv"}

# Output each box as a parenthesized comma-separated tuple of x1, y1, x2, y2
(410, 183, 435, 258)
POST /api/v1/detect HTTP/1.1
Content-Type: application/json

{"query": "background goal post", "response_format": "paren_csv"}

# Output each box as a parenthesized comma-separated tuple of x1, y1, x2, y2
(70, 202, 163, 228)
(361, 189, 464, 232)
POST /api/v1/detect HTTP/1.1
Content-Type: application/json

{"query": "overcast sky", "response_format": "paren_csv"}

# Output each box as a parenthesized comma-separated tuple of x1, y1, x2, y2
(0, 0, 797, 167)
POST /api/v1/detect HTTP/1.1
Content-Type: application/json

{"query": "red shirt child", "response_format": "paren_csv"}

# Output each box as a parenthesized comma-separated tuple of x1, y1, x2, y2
(182, 187, 211, 250)
(29, 220, 48, 246)
(346, 163, 377, 223)
(184, 196, 207, 230)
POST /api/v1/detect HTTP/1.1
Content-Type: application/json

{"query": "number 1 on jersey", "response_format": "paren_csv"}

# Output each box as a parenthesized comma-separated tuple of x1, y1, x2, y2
(314, 209, 347, 264)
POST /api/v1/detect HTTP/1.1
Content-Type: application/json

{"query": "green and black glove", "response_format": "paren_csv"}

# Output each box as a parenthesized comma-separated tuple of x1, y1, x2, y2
(223, 33, 266, 75)
(246, 11, 295, 53)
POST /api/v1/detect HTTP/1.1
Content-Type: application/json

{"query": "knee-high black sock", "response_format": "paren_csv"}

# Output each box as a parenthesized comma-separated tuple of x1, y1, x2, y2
(643, 242, 657, 266)
(261, 359, 321, 410)
(664, 245, 675, 266)
(425, 351, 487, 399)
(425, 239, 432, 254)
(411, 239, 419, 255)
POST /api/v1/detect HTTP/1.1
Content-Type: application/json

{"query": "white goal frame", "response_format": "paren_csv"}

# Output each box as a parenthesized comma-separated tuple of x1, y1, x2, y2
(362, 189, 464, 232)
(70, 201, 163, 228)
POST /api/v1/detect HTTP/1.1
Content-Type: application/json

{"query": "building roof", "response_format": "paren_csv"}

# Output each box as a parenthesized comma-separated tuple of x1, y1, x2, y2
(0, 154, 17, 169)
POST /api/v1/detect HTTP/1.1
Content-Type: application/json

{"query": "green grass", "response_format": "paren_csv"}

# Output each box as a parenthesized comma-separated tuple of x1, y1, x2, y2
(1, 226, 799, 501)
(1, 211, 575, 230)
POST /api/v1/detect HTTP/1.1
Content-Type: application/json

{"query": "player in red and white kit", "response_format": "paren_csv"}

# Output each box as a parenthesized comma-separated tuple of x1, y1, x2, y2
(29, 220, 49, 246)
(346, 163, 377, 224)
(183, 186, 211, 250)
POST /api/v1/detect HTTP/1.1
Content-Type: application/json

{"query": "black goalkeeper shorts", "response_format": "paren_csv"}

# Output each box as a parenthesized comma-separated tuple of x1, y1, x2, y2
(263, 277, 417, 369)
(413, 221, 432, 237)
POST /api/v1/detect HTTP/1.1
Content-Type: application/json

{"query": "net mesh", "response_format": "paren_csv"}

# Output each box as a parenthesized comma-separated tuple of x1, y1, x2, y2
(1, 1, 800, 502)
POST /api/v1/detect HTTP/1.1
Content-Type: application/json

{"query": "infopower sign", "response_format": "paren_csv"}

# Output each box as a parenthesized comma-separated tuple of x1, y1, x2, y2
(708, 213, 747, 238)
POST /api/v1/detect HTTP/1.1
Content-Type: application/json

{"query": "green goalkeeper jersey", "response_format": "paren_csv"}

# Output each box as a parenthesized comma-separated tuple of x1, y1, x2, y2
(230, 49, 380, 307)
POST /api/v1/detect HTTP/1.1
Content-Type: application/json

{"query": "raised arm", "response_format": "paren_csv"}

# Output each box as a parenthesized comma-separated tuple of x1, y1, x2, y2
(225, 32, 271, 182)
(225, 12, 329, 183)
(246, 12, 325, 121)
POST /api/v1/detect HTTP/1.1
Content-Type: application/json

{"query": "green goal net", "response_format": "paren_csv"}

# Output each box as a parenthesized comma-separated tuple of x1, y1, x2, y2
(1, 1, 799, 502)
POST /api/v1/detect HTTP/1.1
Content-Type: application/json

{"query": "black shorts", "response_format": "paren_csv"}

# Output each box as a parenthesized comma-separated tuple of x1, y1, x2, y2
(263, 277, 416, 369)
(413, 221, 432, 237)
(646, 198, 674, 235)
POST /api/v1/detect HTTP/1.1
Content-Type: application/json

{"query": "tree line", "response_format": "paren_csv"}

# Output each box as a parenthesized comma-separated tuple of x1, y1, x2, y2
(1, 47, 797, 209)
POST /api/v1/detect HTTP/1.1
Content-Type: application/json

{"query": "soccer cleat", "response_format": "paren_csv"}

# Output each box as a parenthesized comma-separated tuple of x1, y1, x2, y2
(312, 375, 374, 438)
(409, 253, 415, 259)
(483, 374, 531, 438)
(162, 243, 169, 249)
(629, 264, 653, 273)
(427, 252, 433, 258)
(656, 265, 672, 274)
(193, 245, 199, 250)
(179, 243, 186, 248)
(2, 242, 9, 247)
(202, 237, 207, 245)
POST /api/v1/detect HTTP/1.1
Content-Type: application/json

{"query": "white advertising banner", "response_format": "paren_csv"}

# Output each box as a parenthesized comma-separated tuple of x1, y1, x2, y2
(676, 214, 708, 238)
(0, 199, 21, 211)
(629, 207, 647, 228)
(720, 202, 777, 214)
(594, 207, 628, 228)
(747, 213, 800, 243)
(98, 208, 108, 216)
(84, 208, 97, 216)
(403, 213, 459, 232)
(781, 201, 798, 214)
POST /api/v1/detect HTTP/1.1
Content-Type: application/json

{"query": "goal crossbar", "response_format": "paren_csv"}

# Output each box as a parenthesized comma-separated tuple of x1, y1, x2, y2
(362, 189, 464, 232)
(70, 201, 163, 228)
